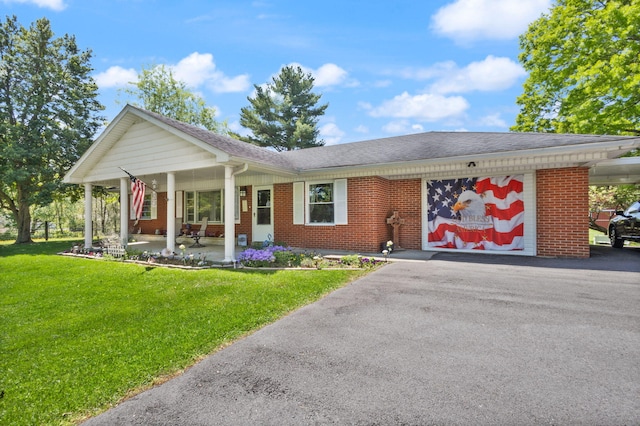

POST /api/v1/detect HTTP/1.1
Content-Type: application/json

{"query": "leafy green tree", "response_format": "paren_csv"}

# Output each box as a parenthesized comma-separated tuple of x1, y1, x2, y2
(0, 16, 104, 244)
(122, 65, 228, 134)
(237, 65, 328, 151)
(512, 0, 639, 135)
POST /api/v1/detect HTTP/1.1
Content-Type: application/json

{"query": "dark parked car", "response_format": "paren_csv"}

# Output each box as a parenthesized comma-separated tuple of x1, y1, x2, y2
(609, 200, 640, 248)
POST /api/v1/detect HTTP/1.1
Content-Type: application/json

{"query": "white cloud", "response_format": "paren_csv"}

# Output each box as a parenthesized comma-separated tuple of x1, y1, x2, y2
(211, 75, 253, 93)
(287, 62, 356, 88)
(479, 113, 508, 128)
(314, 63, 348, 87)
(172, 52, 216, 87)
(95, 53, 250, 94)
(2, 0, 66, 11)
(369, 92, 469, 121)
(431, 0, 550, 43)
(320, 122, 345, 145)
(382, 120, 425, 135)
(172, 52, 251, 93)
(395, 56, 526, 94)
(431, 55, 526, 94)
(354, 125, 369, 134)
(94, 66, 138, 88)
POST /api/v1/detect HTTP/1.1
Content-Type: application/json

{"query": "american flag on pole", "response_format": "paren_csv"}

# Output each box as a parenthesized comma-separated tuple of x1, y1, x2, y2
(427, 175, 524, 251)
(130, 175, 146, 222)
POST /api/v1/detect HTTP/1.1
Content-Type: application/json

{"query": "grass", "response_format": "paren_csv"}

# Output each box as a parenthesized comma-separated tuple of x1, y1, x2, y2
(0, 239, 369, 425)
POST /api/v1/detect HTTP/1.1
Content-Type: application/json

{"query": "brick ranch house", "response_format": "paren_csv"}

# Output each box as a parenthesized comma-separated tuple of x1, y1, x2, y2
(64, 105, 640, 260)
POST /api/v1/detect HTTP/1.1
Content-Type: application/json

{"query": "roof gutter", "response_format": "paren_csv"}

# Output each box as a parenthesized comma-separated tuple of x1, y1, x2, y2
(232, 163, 249, 177)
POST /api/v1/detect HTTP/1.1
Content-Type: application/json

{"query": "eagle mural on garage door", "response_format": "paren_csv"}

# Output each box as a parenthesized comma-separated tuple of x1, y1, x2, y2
(427, 175, 525, 251)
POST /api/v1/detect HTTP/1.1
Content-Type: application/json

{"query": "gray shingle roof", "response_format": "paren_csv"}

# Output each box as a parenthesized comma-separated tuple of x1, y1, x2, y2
(281, 132, 635, 170)
(132, 106, 637, 172)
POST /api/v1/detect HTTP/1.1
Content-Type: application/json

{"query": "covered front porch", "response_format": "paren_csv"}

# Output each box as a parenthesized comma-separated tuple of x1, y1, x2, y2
(79, 165, 249, 263)
(64, 105, 295, 263)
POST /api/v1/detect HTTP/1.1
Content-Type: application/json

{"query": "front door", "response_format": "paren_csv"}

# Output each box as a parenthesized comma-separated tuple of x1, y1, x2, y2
(253, 186, 274, 244)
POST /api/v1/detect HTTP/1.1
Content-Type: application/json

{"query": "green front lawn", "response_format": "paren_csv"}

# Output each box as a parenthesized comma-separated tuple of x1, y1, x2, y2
(0, 240, 368, 425)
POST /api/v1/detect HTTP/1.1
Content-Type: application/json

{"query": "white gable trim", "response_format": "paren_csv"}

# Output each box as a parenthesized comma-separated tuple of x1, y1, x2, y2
(64, 105, 229, 184)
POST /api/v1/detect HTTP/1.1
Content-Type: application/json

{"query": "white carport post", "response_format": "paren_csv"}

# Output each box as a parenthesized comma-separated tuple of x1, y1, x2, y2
(223, 165, 235, 263)
(166, 172, 176, 252)
(84, 183, 92, 249)
(120, 177, 129, 247)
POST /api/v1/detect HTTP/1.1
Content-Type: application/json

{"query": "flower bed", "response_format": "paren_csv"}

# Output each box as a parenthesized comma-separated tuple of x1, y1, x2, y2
(61, 242, 385, 270)
(61, 242, 221, 269)
(237, 245, 384, 269)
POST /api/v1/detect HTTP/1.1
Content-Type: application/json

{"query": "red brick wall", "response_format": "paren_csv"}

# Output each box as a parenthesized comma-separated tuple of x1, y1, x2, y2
(274, 177, 422, 252)
(536, 167, 590, 258)
(129, 169, 592, 258)
(130, 195, 168, 235)
(388, 179, 422, 250)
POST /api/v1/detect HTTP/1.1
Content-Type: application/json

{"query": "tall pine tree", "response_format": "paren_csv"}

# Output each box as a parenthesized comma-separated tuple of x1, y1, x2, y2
(237, 65, 328, 151)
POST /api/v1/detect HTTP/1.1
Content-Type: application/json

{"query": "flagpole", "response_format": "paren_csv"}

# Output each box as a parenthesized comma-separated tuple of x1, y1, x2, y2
(118, 167, 160, 195)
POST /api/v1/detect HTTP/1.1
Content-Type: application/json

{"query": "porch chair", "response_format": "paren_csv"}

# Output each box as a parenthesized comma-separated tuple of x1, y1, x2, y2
(189, 217, 208, 248)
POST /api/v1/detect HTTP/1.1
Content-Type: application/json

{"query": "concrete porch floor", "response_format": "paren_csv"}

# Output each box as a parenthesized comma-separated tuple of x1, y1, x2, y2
(126, 235, 436, 263)
(127, 235, 237, 262)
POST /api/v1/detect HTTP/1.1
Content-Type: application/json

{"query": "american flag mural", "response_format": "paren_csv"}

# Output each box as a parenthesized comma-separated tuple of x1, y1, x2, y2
(426, 175, 524, 250)
(131, 176, 146, 222)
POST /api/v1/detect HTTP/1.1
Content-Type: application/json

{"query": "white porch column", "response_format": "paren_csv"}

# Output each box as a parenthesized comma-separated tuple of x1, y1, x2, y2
(84, 183, 92, 249)
(223, 165, 235, 262)
(166, 172, 176, 252)
(120, 177, 129, 247)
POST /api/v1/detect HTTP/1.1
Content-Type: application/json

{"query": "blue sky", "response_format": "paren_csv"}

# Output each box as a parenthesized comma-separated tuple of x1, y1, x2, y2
(3, 0, 552, 144)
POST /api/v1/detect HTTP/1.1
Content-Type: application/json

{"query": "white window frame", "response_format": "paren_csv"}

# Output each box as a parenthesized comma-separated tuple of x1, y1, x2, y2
(298, 179, 347, 226)
(182, 188, 241, 224)
(184, 190, 223, 223)
(130, 194, 157, 220)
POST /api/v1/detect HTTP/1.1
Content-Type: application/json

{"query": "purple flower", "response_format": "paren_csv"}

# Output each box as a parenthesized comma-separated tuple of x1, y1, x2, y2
(238, 246, 291, 266)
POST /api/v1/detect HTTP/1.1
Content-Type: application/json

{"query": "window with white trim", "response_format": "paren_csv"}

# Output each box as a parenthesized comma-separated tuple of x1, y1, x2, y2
(183, 188, 241, 223)
(294, 179, 347, 225)
(308, 183, 334, 223)
(130, 194, 157, 220)
(185, 190, 222, 223)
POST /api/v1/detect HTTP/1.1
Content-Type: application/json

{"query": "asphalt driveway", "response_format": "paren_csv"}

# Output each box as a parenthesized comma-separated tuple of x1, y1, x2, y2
(85, 246, 640, 425)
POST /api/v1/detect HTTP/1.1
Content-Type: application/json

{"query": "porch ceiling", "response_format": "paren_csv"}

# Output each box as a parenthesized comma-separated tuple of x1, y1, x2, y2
(589, 157, 640, 185)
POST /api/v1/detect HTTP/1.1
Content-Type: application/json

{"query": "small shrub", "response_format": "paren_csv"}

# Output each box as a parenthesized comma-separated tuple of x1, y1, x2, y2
(340, 254, 361, 267)
(273, 250, 303, 267)
(300, 257, 316, 268)
(359, 257, 382, 269)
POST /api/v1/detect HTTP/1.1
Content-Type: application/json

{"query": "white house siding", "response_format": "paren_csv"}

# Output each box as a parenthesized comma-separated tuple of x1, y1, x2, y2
(82, 121, 219, 183)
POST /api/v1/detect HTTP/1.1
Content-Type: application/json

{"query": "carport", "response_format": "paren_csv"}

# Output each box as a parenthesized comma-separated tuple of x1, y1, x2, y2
(589, 156, 640, 237)
(589, 156, 640, 186)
